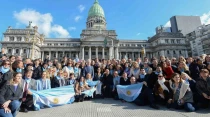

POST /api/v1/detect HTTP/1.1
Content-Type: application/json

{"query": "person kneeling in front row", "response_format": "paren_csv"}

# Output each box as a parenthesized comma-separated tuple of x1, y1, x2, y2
(0, 72, 23, 117)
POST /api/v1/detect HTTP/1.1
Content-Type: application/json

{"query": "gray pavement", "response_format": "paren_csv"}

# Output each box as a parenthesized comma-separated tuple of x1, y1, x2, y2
(17, 99, 210, 117)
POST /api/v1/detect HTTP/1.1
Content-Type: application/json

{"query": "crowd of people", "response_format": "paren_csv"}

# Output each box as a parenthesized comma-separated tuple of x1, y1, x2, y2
(0, 51, 210, 117)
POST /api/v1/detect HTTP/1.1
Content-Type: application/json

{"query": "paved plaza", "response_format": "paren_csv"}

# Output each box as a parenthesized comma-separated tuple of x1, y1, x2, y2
(17, 99, 210, 117)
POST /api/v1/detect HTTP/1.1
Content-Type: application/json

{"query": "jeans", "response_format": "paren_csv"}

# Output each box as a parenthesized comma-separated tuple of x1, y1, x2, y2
(169, 101, 196, 112)
(0, 100, 21, 117)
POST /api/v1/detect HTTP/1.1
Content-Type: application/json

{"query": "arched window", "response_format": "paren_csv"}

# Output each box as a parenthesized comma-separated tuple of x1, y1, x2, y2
(16, 49, 19, 53)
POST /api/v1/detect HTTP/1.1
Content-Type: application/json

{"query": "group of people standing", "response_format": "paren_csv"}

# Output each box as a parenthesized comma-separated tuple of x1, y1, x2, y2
(0, 53, 210, 117)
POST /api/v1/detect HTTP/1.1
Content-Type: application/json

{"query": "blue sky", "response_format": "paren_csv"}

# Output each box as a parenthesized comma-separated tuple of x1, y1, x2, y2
(0, 0, 210, 40)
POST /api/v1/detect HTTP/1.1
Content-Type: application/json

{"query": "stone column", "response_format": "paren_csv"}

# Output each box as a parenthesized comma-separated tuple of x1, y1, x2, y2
(19, 48, 22, 56)
(109, 47, 111, 60)
(138, 52, 140, 58)
(89, 47, 91, 60)
(115, 47, 119, 60)
(185, 50, 188, 58)
(82, 47, 84, 60)
(26, 48, 29, 58)
(132, 52, 134, 61)
(63, 51, 65, 57)
(96, 47, 98, 59)
(12, 48, 15, 55)
(102, 47, 105, 59)
(56, 51, 58, 58)
(119, 52, 121, 60)
(69, 51, 72, 59)
(42, 51, 44, 61)
(49, 51, 51, 60)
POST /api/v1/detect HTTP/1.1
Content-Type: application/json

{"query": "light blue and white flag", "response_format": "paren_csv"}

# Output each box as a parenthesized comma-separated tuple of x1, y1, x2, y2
(31, 85, 75, 110)
(86, 80, 99, 87)
(82, 87, 96, 97)
(116, 83, 143, 102)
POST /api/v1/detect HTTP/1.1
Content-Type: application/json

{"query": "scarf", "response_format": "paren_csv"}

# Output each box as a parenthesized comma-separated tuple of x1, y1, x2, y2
(16, 68, 22, 73)
(140, 74, 145, 79)
(158, 78, 169, 92)
(42, 67, 46, 72)
(133, 68, 139, 74)
(25, 78, 31, 84)
(180, 68, 184, 73)
(74, 67, 78, 73)
(155, 71, 162, 75)
(169, 80, 190, 100)
(144, 67, 149, 73)
(0, 66, 9, 74)
(80, 82, 83, 87)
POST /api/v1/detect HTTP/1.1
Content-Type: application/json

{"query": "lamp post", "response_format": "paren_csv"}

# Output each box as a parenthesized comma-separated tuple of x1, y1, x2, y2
(25, 26, 44, 60)
(141, 46, 145, 60)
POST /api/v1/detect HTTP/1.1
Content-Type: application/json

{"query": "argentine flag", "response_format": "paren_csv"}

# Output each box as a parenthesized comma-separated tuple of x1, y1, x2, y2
(117, 83, 143, 102)
(31, 85, 75, 110)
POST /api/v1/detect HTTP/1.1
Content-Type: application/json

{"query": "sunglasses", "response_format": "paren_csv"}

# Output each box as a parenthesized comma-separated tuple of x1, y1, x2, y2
(5, 63, 10, 65)
(158, 76, 163, 77)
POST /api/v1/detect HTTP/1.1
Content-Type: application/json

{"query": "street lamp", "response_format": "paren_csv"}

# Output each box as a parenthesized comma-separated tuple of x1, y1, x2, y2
(25, 26, 44, 60)
(141, 45, 145, 60)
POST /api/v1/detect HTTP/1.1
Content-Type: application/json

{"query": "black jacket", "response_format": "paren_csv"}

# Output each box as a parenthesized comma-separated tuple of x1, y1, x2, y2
(0, 70, 13, 89)
(0, 84, 23, 105)
(32, 65, 42, 80)
(120, 77, 130, 85)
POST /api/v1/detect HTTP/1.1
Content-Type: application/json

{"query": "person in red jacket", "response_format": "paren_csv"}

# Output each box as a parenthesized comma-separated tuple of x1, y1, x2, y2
(161, 61, 174, 80)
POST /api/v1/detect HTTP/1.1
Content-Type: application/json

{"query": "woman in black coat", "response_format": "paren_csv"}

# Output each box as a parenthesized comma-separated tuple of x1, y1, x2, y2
(0, 72, 23, 117)
(0, 60, 13, 89)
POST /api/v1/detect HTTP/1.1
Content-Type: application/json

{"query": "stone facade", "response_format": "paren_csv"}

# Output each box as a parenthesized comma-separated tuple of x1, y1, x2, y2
(0, 0, 189, 61)
(186, 24, 210, 56)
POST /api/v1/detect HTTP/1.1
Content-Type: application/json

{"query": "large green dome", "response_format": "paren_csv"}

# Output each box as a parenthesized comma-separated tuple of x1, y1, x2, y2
(88, 0, 105, 18)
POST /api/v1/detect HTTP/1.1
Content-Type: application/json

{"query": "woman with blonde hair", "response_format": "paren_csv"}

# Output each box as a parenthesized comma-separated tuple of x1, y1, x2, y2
(37, 71, 51, 91)
(0, 72, 23, 117)
(179, 56, 186, 63)
(51, 70, 65, 88)
(128, 61, 140, 79)
(177, 61, 190, 75)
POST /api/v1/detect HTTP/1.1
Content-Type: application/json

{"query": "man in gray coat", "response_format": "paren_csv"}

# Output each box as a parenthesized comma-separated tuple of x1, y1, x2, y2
(20, 70, 37, 112)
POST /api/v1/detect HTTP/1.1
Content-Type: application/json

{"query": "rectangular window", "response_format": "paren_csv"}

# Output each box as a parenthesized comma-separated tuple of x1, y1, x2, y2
(179, 51, 182, 54)
(92, 52, 96, 55)
(98, 52, 102, 55)
(105, 52, 107, 55)
(85, 52, 88, 55)
(173, 51, 176, 54)
(167, 50, 169, 54)
(9, 37, 14, 41)
(54, 53, 56, 57)
(17, 37, 22, 41)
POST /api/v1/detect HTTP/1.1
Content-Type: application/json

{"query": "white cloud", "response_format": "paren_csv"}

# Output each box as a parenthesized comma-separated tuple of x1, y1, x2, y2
(68, 27, 76, 31)
(164, 21, 171, 27)
(200, 11, 210, 25)
(13, 9, 70, 38)
(74, 15, 82, 22)
(78, 5, 85, 13)
(136, 33, 141, 36)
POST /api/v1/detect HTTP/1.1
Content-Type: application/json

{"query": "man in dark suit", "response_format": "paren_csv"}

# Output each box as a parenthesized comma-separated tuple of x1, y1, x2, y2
(20, 70, 37, 112)
(83, 59, 94, 78)
(32, 59, 42, 80)
(101, 69, 113, 98)
(120, 72, 130, 85)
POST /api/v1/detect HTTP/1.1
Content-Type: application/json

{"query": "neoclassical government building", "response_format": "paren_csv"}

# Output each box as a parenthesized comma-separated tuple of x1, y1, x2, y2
(1, 0, 189, 61)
